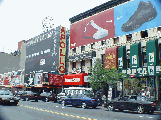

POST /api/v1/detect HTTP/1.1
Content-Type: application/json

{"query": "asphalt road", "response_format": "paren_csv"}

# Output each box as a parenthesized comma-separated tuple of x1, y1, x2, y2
(0, 100, 160, 120)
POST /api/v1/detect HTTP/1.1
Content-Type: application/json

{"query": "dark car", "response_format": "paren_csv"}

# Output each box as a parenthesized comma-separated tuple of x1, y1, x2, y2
(105, 95, 156, 114)
(0, 89, 19, 105)
(61, 94, 98, 109)
(40, 92, 57, 102)
(20, 91, 40, 102)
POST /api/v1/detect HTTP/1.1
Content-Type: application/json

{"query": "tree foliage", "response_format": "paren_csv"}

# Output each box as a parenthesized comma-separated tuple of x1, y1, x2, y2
(89, 58, 125, 91)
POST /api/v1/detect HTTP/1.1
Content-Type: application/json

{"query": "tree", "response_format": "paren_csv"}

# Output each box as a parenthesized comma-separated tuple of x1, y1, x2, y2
(89, 58, 126, 100)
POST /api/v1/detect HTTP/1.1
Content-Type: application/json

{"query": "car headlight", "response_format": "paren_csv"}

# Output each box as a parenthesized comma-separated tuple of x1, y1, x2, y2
(2, 98, 8, 100)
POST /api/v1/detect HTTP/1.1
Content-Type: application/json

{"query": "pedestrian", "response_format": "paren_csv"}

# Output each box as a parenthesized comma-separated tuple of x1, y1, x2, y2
(141, 89, 145, 97)
(145, 88, 150, 98)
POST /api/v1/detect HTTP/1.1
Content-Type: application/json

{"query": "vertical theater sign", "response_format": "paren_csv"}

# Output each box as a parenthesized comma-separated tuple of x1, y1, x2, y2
(59, 26, 66, 74)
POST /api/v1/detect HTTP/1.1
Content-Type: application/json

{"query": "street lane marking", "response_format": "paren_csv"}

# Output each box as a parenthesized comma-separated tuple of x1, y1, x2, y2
(139, 116, 143, 117)
(20, 105, 97, 120)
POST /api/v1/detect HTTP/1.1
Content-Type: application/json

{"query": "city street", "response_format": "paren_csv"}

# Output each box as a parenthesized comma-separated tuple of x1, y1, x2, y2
(0, 100, 160, 120)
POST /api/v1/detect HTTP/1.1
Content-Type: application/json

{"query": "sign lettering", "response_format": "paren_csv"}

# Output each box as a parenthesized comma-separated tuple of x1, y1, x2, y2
(59, 26, 66, 74)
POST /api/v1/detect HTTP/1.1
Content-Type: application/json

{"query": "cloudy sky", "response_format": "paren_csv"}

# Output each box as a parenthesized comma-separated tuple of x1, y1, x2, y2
(0, 0, 110, 54)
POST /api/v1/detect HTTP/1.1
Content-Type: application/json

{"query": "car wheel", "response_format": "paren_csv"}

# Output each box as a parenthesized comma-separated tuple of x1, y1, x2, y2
(81, 102, 87, 108)
(107, 104, 114, 111)
(118, 109, 123, 112)
(147, 110, 154, 114)
(61, 101, 66, 106)
(92, 106, 97, 109)
(137, 105, 144, 114)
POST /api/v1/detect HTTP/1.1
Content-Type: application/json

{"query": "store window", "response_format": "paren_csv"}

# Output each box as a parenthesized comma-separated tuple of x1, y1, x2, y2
(72, 62, 76, 68)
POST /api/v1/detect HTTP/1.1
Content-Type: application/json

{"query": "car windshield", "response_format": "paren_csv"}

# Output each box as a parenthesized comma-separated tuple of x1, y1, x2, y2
(0, 90, 13, 95)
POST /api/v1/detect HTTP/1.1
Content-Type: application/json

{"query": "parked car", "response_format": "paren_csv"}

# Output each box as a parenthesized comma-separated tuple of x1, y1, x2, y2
(61, 94, 98, 109)
(105, 95, 156, 114)
(0, 89, 19, 105)
(20, 91, 40, 102)
(40, 92, 57, 102)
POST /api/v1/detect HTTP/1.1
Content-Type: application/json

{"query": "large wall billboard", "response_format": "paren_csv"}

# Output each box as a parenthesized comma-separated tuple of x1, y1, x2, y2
(70, 8, 115, 49)
(25, 27, 60, 74)
(114, 0, 161, 37)
(70, 0, 161, 48)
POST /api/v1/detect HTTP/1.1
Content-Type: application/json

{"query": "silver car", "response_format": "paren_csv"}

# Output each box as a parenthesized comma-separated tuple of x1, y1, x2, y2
(0, 89, 19, 105)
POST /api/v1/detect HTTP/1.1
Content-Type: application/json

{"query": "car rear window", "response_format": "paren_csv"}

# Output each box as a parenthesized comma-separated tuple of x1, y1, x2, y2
(0, 90, 13, 95)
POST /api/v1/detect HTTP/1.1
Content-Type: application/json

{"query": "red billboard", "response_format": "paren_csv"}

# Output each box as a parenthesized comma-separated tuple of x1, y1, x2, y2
(49, 74, 62, 86)
(70, 8, 115, 49)
(63, 73, 88, 86)
(104, 46, 118, 69)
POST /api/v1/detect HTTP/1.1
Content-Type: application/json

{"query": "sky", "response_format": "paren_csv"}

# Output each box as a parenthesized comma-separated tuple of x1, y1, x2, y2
(0, 0, 110, 54)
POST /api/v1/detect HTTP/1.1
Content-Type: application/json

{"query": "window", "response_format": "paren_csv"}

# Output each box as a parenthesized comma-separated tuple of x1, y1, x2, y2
(102, 54, 105, 68)
(101, 41, 106, 46)
(91, 43, 95, 49)
(72, 62, 76, 68)
(72, 48, 76, 53)
(142, 51, 147, 66)
(114, 37, 119, 44)
(127, 59, 130, 68)
(81, 46, 85, 52)
(159, 44, 161, 65)
(126, 34, 132, 42)
(81, 60, 85, 72)
(141, 30, 148, 38)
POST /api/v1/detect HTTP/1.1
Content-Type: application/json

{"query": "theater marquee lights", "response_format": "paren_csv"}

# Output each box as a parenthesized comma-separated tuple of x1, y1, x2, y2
(59, 26, 66, 74)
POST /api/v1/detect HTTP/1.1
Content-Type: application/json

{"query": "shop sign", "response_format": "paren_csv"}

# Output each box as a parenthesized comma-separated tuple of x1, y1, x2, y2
(34, 84, 42, 87)
(118, 57, 123, 68)
(104, 47, 118, 69)
(156, 66, 161, 74)
(149, 52, 154, 65)
(127, 69, 131, 75)
(59, 26, 66, 74)
(131, 55, 137, 67)
(130, 43, 142, 68)
(65, 78, 80, 82)
(148, 66, 155, 76)
(137, 67, 147, 76)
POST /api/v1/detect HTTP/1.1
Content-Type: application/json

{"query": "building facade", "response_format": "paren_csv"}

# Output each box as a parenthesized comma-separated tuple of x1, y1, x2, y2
(68, 0, 161, 100)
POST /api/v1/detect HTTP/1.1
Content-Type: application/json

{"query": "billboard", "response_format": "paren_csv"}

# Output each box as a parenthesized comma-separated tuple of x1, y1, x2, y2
(70, 8, 115, 49)
(34, 73, 42, 85)
(114, 0, 161, 37)
(25, 27, 60, 74)
(70, 0, 161, 48)
(59, 26, 66, 74)
(49, 74, 62, 86)
(104, 47, 118, 69)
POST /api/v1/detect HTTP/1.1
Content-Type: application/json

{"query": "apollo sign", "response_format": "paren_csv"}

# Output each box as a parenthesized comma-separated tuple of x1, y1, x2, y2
(59, 26, 66, 74)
